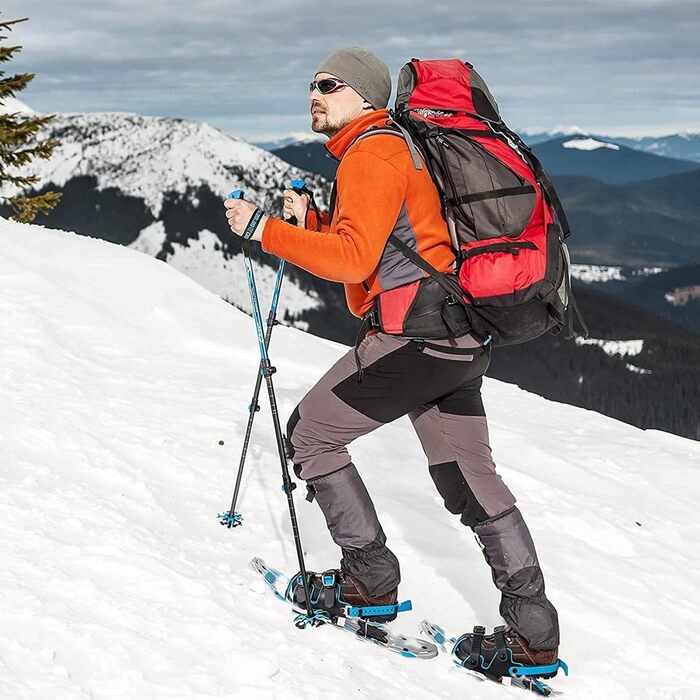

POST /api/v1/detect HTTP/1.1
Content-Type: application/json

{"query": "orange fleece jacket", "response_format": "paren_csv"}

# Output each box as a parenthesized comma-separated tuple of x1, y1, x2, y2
(261, 109, 455, 318)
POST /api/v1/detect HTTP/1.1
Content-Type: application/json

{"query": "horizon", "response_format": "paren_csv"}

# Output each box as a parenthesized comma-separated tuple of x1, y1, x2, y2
(5, 96, 699, 144)
(5, 0, 698, 145)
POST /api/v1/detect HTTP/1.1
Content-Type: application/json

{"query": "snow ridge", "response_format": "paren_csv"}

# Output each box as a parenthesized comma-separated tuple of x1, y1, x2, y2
(0, 112, 317, 216)
(2, 217, 700, 699)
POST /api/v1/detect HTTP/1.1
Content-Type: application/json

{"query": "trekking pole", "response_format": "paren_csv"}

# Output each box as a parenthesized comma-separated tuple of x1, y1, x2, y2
(219, 187, 316, 623)
(218, 180, 317, 529)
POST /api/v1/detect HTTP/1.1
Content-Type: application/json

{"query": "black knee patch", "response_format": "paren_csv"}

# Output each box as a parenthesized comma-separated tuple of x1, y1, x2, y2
(429, 461, 489, 527)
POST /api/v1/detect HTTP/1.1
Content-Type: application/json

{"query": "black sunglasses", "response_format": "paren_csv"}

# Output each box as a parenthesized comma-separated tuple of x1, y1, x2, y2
(309, 78, 349, 95)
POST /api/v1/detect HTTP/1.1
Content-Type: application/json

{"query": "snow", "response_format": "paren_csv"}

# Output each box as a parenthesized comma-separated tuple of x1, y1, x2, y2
(163, 228, 321, 324)
(570, 265, 664, 284)
(130, 220, 167, 257)
(574, 337, 644, 357)
(664, 285, 700, 307)
(570, 264, 625, 283)
(2, 217, 700, 699)
(562, 138, 621, 152)
(0, 97, 35, 114)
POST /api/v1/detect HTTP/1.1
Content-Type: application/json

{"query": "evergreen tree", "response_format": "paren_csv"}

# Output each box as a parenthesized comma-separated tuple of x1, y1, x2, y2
(0, 16, 61, 223)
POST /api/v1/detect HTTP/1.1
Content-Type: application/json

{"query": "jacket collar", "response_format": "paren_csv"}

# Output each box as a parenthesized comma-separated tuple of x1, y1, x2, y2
(324, 109, 391, 162)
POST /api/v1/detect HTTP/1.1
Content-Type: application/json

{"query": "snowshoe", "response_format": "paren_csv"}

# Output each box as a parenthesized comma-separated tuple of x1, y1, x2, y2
(453, 625, 566, 682)
(251, 557, 438, 659)
(286, 567, 411, 624)
(421, 620, 568, 696)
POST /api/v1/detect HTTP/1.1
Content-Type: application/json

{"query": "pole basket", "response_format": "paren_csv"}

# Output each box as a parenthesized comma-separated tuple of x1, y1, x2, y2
(218, 511, 244, 528)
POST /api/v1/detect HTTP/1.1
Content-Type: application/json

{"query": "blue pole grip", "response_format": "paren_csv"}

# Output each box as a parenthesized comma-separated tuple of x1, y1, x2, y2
(229, 189, 245, 199)
(290, 179, 306, 191)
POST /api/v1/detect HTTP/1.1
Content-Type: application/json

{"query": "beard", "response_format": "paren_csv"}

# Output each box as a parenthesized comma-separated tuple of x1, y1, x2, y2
(311, 110, 353, 138)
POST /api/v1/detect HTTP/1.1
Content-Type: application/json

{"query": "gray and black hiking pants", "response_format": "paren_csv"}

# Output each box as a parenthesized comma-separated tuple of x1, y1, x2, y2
(286, 330, 559, 650)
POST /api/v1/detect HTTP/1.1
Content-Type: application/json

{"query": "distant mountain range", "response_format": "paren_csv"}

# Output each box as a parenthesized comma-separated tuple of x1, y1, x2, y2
(521, 128, 700, 163)
(269, 133, 700, 186)
(4, 109, 698, 439)
(532, 136, 699, 184)
(553, 170, 700, 266)
(262, 127, 700, 165)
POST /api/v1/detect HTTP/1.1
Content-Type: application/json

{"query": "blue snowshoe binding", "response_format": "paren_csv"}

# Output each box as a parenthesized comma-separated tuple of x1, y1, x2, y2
(286, 568, 412, 624)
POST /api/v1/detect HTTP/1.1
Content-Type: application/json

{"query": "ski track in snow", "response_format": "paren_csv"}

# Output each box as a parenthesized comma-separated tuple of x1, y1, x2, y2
(1, 219, 700, 699)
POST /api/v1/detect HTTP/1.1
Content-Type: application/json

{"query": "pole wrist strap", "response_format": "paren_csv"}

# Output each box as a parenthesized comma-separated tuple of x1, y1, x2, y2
(243, 207, 264, 240)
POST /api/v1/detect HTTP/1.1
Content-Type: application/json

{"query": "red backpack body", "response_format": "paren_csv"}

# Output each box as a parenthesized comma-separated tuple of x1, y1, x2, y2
(386, 58, 586, 345)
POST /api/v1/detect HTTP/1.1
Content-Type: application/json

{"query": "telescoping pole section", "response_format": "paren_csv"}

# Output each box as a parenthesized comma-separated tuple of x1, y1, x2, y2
(219, 180, 308, 527)
(220, 186, 314, 620)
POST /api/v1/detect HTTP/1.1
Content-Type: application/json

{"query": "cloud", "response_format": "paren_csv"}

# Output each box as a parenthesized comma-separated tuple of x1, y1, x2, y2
(5, 0, 699, 139)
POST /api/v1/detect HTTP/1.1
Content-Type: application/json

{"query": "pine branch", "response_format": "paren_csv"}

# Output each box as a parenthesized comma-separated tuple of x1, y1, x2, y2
(0, 18, 29, 32)
(0, 73, 33, 97)
(9, 191, 62, 224)
(0, 16, 61, 222)
(0, 172, 39, 188)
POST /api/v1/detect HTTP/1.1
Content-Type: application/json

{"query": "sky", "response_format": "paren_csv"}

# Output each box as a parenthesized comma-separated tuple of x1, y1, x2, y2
(3, 0, 699, 142)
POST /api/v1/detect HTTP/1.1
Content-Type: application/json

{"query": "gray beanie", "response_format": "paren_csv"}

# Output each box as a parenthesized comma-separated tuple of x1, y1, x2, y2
(316, 46, 391, 109)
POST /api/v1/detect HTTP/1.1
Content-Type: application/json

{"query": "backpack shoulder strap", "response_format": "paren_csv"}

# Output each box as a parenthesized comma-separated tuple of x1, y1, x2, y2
(496, 125, 572, 238)
(348, 123, 424, 171)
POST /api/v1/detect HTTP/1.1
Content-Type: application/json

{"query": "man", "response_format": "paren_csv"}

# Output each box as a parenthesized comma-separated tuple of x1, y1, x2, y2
(224, 47, 560, 672)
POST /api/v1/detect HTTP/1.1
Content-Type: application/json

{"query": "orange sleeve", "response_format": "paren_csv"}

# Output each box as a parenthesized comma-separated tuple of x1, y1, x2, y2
(261, 150, 407, 284)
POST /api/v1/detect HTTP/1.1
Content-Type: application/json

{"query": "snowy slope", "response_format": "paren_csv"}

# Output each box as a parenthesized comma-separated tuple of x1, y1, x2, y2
(0, 110, 328, 326)
(2, 218, 700, 699)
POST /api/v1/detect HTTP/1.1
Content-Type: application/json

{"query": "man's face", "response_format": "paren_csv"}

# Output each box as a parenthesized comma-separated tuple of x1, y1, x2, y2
(310, 72, 369, 138)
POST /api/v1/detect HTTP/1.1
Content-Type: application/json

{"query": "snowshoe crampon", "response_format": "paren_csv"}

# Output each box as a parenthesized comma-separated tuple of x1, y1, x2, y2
(250, 557, 437, 659)
(420, 620, 568, 696)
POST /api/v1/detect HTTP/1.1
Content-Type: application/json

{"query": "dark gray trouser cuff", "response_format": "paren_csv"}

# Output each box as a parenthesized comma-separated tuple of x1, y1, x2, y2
(474, 507, 560, 650)
(341, 538, 401, 598)
(500, 567, 560, 650)
(308, 463, 400, 598)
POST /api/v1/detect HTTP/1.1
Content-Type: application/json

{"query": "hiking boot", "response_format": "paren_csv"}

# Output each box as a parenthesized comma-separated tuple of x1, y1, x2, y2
(454, 625, 560, 680)
(287, 567, 399, 623)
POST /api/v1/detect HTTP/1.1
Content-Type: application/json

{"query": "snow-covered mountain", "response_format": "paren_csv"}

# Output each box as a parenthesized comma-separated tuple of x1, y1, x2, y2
(0, 110, 332, 331)
(0, 96, 35, 114)
(532, 135, 700, 184)
(2, 216, 700, 699)
(521, 128, 700, 164)
(612, 132, 700, 165)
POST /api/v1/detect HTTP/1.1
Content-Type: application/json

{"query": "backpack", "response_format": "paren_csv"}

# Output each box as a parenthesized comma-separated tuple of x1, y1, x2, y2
(367, 58, 587, 345)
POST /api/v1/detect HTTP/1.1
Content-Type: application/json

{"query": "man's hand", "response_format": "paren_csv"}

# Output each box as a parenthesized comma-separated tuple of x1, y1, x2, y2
(224, 197, 269, 242)
(283, 189, 309, 228)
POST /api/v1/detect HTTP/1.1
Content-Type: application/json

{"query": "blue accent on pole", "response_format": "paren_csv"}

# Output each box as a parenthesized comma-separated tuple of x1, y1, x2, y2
(217, 512, 243, 527)
(346, 599, 412, 618)
(293, 609, 330, 628)
(290, 179, 306, 190)
(269, 259, 285, 319)
(229, 189, 245, 199)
